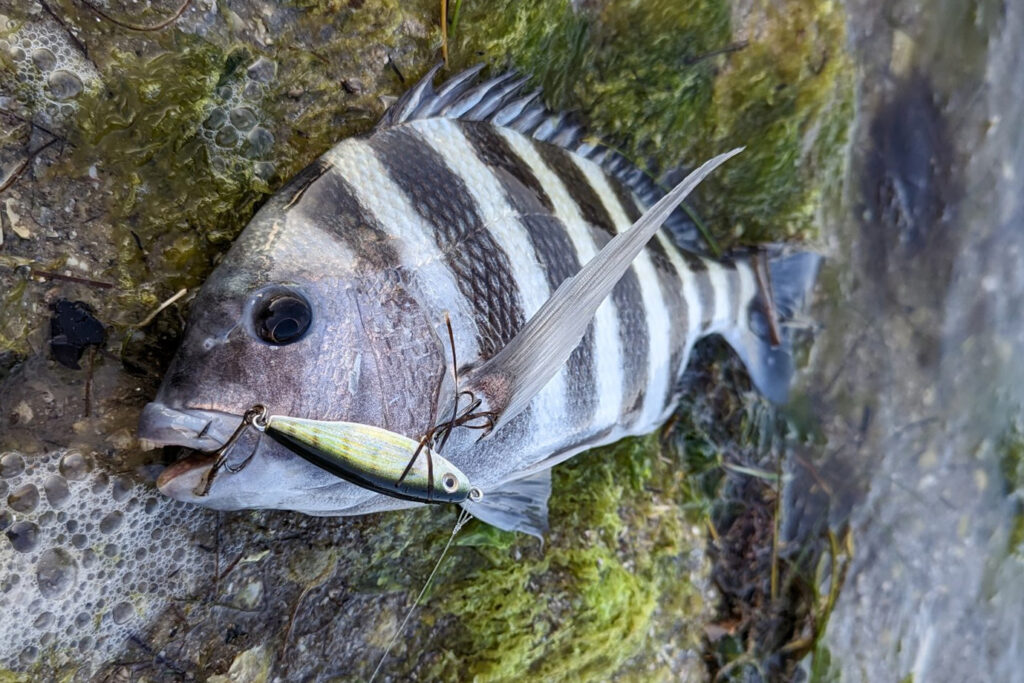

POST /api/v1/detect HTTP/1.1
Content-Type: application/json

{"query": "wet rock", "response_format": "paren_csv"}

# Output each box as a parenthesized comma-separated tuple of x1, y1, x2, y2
(43, 475, 70, 507)
(204, 106, 228, 130)
(1, 452, 25, 478)
(30, 47, 56, 71)
(244, 126, 274, 158)
(229, 106, 257, 131)
(58, 451, 89, 480)
(246, 57, 276, 83)
(208, 645, 270, 683)
(228, 579, 264, 611)
(111, 601, 134, 624)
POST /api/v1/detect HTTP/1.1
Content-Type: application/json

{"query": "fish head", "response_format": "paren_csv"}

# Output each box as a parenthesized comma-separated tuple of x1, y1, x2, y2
(140, 192, 448, 513)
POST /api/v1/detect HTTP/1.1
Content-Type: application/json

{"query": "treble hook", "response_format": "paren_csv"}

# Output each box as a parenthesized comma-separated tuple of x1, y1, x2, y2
(193, 404, 268, 497)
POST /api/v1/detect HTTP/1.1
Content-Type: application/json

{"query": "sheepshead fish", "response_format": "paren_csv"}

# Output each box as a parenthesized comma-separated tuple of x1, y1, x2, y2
(139, 65, 819, 536)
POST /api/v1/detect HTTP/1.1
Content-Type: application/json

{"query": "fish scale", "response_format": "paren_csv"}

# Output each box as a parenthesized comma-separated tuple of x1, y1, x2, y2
(141, 66, 821, 537)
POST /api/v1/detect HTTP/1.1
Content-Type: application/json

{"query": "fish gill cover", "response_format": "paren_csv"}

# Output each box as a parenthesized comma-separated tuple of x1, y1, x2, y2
(0, 0, 852, 679)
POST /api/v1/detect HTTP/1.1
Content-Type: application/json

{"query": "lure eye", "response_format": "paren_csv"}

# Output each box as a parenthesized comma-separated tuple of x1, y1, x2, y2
(441, 472, 459, 493)
(253, 291, 312, 345)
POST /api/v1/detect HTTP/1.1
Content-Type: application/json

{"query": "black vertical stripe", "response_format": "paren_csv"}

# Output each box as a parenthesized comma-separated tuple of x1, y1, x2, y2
(460, 122, 597, 424)
(460, 122, 554, 211)
(289, 165, 445, 435)
(679, 250, 715, 331)
(369, 127, 525, 359)
(586, 227, 648, 417)
(533, 140, 617, 234)
(608, 175, 642, 223)
(295, 166, 401, 270)
(534, 141, 649, 418)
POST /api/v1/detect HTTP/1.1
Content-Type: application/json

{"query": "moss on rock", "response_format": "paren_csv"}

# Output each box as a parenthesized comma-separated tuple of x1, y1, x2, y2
(998, 421, 1024, 556)
(391, 436, 710, 680)
(450, 0, 853, 246)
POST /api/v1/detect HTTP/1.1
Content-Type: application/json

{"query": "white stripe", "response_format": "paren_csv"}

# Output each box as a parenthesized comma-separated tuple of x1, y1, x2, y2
(411, 119, 569, 437)
(706, 260, 733, 334)
(570, 154, 672, 431)
(734, 260, 757, 328)
(499, 128, 625, 431)
(323, 140, 481, 370)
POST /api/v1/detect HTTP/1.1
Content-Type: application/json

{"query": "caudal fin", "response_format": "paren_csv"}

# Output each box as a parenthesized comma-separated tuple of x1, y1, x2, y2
(723, 249, 821, 404)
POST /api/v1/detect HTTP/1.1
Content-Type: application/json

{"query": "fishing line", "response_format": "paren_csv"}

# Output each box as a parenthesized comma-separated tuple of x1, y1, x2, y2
(369, 507, 474, 682)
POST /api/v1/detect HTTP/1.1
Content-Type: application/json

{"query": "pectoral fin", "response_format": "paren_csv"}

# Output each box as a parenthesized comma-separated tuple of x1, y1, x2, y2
(461, 469, 552, 539)
(461, 148, 743, 430)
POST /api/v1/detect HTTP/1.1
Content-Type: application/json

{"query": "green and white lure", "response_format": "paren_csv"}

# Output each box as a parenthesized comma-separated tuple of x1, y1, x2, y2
(250, 407, 478, 504)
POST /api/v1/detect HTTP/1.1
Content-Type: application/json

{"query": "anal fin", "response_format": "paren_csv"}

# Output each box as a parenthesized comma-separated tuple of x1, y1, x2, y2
(461, 470, 552, 539)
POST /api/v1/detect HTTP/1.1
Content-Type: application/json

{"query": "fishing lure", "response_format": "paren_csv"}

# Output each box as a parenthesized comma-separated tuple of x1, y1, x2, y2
(198, 405, 478, 504)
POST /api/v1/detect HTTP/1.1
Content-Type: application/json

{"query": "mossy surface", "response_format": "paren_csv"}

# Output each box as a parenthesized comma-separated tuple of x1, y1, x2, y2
(450, 0, 853, 246)
(395, 436, 709, 680)
(998, 421, 1024, 556)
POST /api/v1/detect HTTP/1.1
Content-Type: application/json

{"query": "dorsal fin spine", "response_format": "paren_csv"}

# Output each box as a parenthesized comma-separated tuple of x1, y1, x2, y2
(375, 64, 707, 253)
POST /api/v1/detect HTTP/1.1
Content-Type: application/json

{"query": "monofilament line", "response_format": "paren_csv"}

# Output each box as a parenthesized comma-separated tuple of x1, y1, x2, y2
(369, 508, 474, 682)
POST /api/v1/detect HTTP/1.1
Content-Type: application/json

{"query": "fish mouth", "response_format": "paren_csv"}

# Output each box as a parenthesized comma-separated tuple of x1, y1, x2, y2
(155, 450, 217, 502)
(138, 402, 241, 451)
(139, 402, 242, 502)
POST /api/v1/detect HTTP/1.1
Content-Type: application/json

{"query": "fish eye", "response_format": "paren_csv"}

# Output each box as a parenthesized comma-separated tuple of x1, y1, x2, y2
(441, 473, 459, 493)
(253, 291, 312, 345)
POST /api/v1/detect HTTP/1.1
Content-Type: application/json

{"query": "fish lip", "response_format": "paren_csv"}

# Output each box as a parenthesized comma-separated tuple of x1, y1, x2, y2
(138, 402, 241, 451)
(155, 450, 216, 502)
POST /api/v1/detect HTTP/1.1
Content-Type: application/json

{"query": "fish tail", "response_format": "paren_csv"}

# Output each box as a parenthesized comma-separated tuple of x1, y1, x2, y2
(721, 248, 822, 404)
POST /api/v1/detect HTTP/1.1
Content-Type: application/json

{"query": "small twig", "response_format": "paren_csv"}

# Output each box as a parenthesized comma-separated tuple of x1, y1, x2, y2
(770, 448, 782, 602)
(75, 0, 193, 32)
(30, 269, 115, 289)
(134, 287, 187, 327)
(84, 346, 96, 417)
(0, 109, 65, 143)
(684, 41, 749, 66)
(215, 551, 247, 582)
(753, 252, 782, 346)
(0, 137, 60, 195)
(282, 557, 337, 660)
(387, 55, 406, 83)
(128, 634, 187, 675)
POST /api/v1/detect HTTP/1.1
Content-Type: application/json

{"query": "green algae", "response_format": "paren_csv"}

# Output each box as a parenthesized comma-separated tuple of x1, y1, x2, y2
(998, 420, 1024, 556)
(70, 34, 269, 300)
(449, 0, 853, 246)
(391, 436, 708, 681)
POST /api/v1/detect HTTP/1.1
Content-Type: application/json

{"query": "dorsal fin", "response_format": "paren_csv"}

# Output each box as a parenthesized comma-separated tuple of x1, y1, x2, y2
(375, 64, 707, 253)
